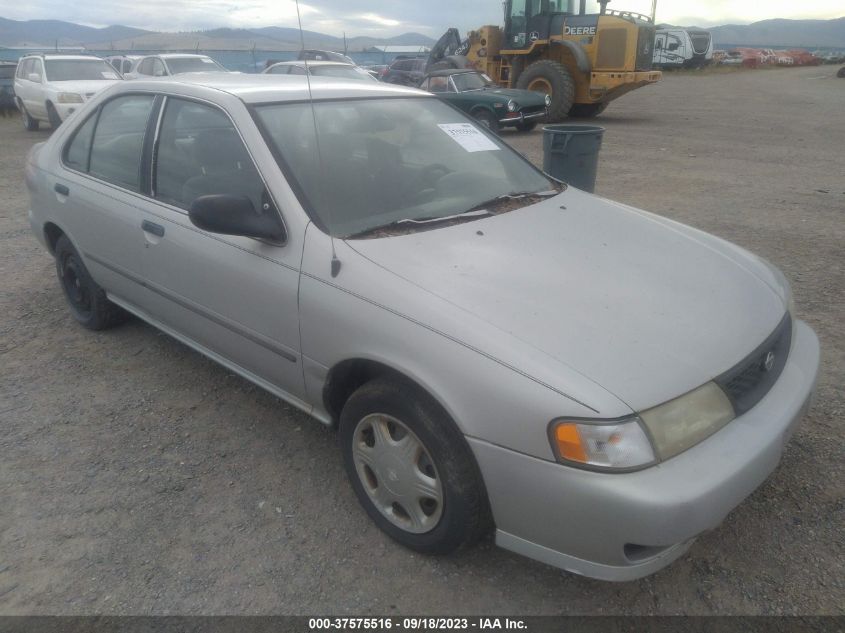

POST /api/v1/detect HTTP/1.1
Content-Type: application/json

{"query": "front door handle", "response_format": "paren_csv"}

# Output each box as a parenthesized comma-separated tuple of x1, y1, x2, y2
(141, 220, 165, 238)
(54, 183, 69, 196)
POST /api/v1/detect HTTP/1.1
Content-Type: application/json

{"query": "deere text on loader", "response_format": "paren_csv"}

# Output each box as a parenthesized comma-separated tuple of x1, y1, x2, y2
(428, 0, 663, 120)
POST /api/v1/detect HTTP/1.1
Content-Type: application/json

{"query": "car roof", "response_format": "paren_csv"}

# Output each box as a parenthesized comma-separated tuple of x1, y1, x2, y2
(23, 54, 106, 61)
(270, 60, 353, 67)
(147, 54, 215, 59)
(123, 73, 429, 104)
(425, 68, 480, 78)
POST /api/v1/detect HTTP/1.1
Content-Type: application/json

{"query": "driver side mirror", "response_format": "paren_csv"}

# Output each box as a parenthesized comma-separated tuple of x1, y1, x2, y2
(28, 73, 41, 82)
(189, 194, 286, 243)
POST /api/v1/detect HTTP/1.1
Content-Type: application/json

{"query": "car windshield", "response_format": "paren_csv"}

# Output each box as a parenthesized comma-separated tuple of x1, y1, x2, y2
(166, 57, 225, 74)
(452, 72, 495, 92)
(310, 65, 374, 81)
(44, 60, 120, 81)
(254, 97, 555, 238)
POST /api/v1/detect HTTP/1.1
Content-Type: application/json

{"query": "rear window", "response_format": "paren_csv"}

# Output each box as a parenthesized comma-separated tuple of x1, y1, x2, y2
(165, 57, 225, 74)
(45, 59, 119, 81)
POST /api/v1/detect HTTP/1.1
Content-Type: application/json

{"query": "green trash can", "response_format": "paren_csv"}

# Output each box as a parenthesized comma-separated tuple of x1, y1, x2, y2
(542, 124, 605, 192)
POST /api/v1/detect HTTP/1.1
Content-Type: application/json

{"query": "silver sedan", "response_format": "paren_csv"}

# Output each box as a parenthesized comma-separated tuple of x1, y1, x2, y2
(24, 74, 819, 581)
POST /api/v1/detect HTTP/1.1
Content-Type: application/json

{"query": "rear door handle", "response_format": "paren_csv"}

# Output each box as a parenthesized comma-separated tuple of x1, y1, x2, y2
(54, 183, 69, 196)
(141, 220, 165, 237)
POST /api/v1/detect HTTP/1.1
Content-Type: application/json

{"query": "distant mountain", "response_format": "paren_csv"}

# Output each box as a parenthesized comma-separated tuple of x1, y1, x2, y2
(707, 17, 845, 48)
(0, 17, 436, 51)
(0, 17, 149, 47)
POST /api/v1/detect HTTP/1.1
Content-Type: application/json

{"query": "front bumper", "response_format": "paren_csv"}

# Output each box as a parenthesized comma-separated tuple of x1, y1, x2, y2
(588, 70, 662, 103)
(469, 319, 820, 581)
(500, 109, 548, 126)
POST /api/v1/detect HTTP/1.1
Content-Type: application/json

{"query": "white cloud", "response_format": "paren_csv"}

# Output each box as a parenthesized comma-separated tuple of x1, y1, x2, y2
(3, 0, 843, 36)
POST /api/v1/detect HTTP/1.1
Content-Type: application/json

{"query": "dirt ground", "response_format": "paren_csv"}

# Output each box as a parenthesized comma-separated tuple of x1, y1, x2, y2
(0, 66, 843, 615)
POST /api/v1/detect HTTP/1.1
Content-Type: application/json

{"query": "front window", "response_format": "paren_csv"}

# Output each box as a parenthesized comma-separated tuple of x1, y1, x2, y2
(309, 65, 374, 81)
(451, 72, 495, 92)
(254, 97, 555, 238)
(44, 59, 119, 81)
(164, 57, 226, 75)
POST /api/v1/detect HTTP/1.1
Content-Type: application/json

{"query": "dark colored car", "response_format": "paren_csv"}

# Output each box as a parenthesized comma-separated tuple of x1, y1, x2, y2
(381, 57, 427, 87)
(0, 61, 17, 116)
(420, 69, 550, 132)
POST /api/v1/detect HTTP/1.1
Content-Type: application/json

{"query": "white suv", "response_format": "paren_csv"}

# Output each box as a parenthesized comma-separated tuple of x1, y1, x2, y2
(14, 54, 122, 130)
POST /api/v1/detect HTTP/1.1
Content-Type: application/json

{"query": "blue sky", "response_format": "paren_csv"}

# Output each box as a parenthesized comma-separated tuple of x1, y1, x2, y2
(3, 0, 843, 36)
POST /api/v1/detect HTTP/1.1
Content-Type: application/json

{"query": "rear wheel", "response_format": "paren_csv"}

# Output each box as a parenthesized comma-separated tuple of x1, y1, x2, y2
(55, 235, 128, 331)
(516, 60, 575, 122)
(46, 102, 62, 129)
(569, 102, 609, 118)
(339, 376, 490, 554)
(473, 109, 500, 133)
(19, 102, 39, 131)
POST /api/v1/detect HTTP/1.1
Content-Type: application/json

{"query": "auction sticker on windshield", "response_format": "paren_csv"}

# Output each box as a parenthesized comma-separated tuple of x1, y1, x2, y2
(438, 123, 500, 153)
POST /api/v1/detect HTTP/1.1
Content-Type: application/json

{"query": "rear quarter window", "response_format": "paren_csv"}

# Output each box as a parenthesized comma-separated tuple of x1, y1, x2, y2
(63, 113, 98, 172)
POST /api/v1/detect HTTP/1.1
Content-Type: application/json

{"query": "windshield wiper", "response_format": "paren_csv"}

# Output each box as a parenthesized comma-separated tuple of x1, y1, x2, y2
(345, 190, 559, 239)
(396, 208, 492, 225)
(460, 189, 559, 214)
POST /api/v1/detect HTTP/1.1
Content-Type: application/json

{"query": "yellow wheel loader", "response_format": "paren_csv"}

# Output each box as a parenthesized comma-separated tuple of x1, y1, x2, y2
(427, 0, 662, 120)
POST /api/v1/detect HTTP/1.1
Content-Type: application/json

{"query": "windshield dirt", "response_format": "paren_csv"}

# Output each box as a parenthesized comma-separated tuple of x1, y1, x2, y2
(254, 97, 558, 238)
(44, 60, 119, 81)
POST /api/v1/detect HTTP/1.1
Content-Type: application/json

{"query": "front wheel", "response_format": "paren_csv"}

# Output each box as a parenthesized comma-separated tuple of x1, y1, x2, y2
(473, 109, 500, 133)
(46, 102, 62, 129)
(516, 60, 575, 122)
(339, 377, 490, 554)
(20, 102, 39, 131)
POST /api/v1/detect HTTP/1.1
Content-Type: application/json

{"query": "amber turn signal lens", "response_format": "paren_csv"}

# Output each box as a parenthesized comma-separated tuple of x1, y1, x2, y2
(554, 423, 588, 463)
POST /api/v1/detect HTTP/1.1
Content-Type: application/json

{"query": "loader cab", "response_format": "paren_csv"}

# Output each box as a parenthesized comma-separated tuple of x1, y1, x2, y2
(504, 0, 615, 49)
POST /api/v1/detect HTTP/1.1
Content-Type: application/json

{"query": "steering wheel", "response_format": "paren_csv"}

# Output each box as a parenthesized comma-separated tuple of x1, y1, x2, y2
(420, 163, 451, 188)
(405, 164, 453, 205)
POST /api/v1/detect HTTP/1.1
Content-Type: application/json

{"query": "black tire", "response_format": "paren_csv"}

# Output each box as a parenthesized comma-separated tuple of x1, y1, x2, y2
(516, 59, 575, 122)
(515, 121, 538, 132)
(569, 102, 609, 118)
(472, 108, 500, 133)
(339, 376, 491, 555)
(46, 102, 62, 129)
(838, 66, 845, 78)
(19, 101, 39, 131)
(54, 235, 128, 331)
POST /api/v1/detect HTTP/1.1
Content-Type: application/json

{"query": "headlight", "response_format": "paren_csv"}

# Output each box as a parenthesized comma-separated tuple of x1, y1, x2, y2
(507, 99, 518, 112)
(544, 94, 552, 107)
(550, 381, 738, 470)
(640, 382, 735, 460)
(57, 92, 83, 104)
(549, 418, 656, 470)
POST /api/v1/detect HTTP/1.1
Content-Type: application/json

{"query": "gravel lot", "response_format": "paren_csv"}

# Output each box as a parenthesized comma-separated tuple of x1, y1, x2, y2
(0, 65, 842, 615)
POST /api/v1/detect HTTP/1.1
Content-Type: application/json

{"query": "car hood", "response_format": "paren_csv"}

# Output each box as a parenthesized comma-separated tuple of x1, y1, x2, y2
(346, 188, 787, 411)
(50, 79, 122, 97)
(474, 87, 547, 104)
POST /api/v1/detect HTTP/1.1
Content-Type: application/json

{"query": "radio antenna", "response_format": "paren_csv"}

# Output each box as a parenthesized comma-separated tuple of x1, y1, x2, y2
(295, 0, 341, 277)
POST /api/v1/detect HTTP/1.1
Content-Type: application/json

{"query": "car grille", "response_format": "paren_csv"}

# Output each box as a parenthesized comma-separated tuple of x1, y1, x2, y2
(715, 312, 792, 415)
(522, 105, 545, 115)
